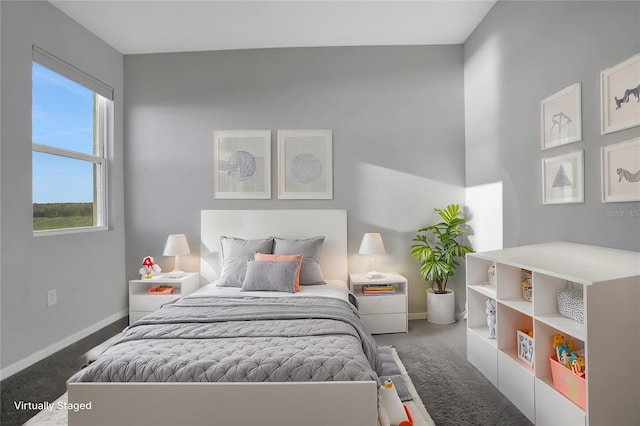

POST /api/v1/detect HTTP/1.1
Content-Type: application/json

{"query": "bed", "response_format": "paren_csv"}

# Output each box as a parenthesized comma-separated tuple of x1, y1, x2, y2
(67, 210, 381, 426)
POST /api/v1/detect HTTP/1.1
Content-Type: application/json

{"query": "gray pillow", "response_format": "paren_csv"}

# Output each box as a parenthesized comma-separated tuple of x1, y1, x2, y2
(272, 236, 325, 285)
(241, 260, 299, 293)
(217, 236, 274, 287)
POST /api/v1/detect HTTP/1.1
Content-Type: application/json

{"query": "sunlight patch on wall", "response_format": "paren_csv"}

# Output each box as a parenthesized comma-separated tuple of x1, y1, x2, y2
(353, 162, 465, 233)
(466, 181, 503, 253)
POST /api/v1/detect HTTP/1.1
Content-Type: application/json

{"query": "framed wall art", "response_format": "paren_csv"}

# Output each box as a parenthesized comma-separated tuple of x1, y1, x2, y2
(277, 129, 333, 199)
(541, 83, 582, 150)
(212, 130, 271, 199)
(601, 138, 640, 202)
(601, 55, 640, 134)
(542, 150, 584, 204)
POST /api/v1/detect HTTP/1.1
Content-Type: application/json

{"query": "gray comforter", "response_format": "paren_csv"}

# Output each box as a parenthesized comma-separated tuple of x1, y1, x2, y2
(68, 294, 381, 384)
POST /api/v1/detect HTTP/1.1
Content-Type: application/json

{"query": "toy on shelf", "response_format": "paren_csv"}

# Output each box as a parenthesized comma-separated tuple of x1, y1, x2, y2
(487, 263, 497, 287)
(552, 333, 585, 378)
(486, 299, 496, 339)
(552, 333, 566, 349)
(139, 256, 162, 279)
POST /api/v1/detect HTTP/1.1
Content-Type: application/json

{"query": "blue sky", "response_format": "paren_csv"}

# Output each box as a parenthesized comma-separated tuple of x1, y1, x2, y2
(32, 62, 95, 203)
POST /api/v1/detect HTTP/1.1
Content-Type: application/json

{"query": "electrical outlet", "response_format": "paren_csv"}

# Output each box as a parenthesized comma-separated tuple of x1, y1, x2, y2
(47, 289, 57, 307)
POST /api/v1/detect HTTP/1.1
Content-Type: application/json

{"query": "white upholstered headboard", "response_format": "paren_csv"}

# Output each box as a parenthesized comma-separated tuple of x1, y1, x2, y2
(200, 210, 348, 284)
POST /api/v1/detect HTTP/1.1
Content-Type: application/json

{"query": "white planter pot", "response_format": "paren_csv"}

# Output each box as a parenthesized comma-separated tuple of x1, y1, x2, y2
(426, 288, 455, 324)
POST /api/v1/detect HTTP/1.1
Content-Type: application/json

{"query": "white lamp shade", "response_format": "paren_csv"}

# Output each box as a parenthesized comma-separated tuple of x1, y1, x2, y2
(358, 233, 386, 255)
(163, 234, 190, 257)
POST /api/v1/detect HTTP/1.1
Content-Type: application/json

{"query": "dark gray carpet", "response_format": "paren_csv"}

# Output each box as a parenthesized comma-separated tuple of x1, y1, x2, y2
(0, 317, 128, 425)
(375, 319, 533, 426)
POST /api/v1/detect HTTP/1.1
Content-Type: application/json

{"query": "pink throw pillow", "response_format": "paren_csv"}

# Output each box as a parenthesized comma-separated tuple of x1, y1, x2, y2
(254, 253, 303, 291)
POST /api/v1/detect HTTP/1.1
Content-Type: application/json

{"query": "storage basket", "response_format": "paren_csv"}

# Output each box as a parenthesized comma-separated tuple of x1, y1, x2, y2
(521, 269, 532, 302)
(557, 282, 584, 323)
(549, 356, 586, 410)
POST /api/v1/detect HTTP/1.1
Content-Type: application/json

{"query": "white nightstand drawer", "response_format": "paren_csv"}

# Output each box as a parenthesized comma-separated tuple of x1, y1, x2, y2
(357, 294, 405, 315)
(129, 294, 178, 312)
(360, 313, 407, 334)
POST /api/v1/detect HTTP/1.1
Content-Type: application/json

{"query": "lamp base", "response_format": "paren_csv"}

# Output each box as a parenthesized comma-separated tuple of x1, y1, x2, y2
(365, 271, 384, 279)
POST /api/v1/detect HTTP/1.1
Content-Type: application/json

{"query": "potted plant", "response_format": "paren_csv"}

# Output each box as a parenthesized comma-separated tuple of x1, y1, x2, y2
(410, 204, 474, 324)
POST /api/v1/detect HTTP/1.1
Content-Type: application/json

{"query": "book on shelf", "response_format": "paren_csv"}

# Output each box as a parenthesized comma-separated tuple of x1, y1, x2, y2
(362, 284, 396, 295)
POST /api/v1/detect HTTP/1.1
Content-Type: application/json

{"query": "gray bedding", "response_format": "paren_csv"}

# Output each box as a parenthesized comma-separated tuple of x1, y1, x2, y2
(68, 294, 381, 384)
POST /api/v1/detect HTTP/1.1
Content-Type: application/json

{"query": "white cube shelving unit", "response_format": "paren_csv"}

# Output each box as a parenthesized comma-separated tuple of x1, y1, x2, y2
(466, 242, 640, 425)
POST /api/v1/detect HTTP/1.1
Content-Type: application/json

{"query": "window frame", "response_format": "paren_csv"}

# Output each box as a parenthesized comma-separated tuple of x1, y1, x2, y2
(32, 46, 113, 237)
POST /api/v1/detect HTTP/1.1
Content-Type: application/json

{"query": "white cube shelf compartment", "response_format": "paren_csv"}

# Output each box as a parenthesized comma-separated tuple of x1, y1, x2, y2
(466, 242, 640, 426)
(129, 272, 199, 324)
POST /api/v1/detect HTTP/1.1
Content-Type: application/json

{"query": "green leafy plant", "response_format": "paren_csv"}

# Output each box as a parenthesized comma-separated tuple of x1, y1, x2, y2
(410, 204, 474, 294)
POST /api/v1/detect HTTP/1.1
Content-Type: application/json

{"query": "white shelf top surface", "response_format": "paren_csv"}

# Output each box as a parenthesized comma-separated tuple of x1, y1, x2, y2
(470, 242, 640, 284)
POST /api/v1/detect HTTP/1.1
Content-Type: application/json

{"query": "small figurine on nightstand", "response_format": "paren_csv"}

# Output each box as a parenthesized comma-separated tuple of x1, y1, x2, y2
(486, 299, 496, 339)
(139, 256, 161, 279)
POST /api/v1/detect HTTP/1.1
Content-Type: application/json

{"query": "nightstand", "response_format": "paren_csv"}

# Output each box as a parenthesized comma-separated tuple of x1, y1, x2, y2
(349, 272, 408, 334)
(128, 272, 199, 324)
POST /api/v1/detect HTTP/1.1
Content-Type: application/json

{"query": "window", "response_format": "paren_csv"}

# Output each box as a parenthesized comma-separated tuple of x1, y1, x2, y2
(32, 46, 113, 235)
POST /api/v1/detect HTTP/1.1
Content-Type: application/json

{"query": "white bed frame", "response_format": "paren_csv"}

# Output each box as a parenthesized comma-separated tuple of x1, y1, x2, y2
(68, 209, 379, 426)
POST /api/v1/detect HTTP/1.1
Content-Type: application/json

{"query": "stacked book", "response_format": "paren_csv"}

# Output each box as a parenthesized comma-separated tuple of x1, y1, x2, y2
(362, 284, 396, 295)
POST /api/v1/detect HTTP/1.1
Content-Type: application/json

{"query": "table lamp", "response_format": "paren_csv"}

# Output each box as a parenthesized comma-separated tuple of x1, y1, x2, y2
(359, 233, 386, 279)
(163, 234, 190, 278)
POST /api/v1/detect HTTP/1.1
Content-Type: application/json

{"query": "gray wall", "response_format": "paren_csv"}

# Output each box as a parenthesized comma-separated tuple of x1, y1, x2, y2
(465, 1, 640, 251)
(5, 0, 636, 376)
(0, 1, 126, 373)
(123, 46, 466, 315)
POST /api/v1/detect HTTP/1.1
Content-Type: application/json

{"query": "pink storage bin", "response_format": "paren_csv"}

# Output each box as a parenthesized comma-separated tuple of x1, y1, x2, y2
(549, 356, 586, 410)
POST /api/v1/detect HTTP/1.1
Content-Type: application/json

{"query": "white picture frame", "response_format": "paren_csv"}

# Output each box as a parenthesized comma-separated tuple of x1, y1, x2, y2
(541, 83, 582, 150)
(601, 55, 640, 134)
(601, 138, 640, 202)
(542, 150, 584, 204)
(517, 330, 534, 369)
(212, 130, 271, 199)
(277, 129, 333, 199)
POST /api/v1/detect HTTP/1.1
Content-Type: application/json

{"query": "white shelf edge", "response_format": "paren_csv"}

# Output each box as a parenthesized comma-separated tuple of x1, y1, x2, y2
(535, 314, 585, 341)
(502, 347, 535, 374)
(498, 298, 534, 317)
(468, 326, 498, 348)
(468, 283, 497, 299)
(353, 288, 406, 297)
(129, 292, 181, 299)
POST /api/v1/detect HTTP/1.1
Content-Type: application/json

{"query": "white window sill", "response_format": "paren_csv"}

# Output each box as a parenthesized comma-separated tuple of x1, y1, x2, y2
(33, 225, 108, 238)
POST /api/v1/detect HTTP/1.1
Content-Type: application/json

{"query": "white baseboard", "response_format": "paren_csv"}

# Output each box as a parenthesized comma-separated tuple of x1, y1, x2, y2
(0, 310, 127, 381)
(409, 312, 466, 321)
(408, 312, 427, 320)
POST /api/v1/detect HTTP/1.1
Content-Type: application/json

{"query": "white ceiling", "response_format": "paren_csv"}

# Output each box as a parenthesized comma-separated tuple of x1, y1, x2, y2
(49, 1, 496, 55)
